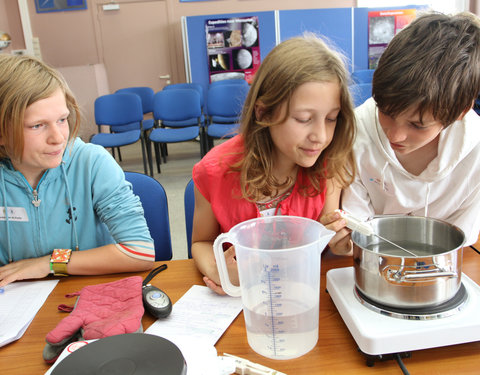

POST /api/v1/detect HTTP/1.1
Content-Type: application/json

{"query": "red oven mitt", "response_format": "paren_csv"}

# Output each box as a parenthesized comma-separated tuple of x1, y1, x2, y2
(43, 276, 144, 363)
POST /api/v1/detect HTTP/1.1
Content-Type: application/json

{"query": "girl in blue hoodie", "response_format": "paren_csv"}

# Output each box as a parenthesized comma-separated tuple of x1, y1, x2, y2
(0, 54, 155, 286)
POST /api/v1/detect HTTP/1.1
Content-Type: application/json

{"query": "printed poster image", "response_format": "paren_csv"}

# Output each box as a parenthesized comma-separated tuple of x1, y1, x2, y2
(205, 16, 260, 84)
(368, 9, 416, 69)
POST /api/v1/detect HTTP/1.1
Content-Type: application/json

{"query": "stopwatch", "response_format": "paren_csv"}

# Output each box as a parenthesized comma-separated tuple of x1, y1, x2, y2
(142, 264, 172, 319)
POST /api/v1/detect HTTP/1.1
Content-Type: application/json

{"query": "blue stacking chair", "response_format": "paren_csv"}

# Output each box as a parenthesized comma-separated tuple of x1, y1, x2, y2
(209, 78, 249, 88)
(115, 87, 155, 132)
(207, 79, 249, 124)
(351, 69, 375, 84)
(91, 93, 148, 174)
(351, 83, 372, 107)
(162, 83, 206, 126)
(148, 89, 204, 176)
(184, 179, 195, 259)
(124, 171, 172, 261)
(113, 87, 155, 162)
(205, 83, 249, 151)
(162, 83, 206, 158)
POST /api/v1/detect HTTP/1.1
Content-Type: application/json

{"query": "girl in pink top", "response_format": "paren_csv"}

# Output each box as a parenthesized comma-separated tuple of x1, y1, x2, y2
(192, 34, 356, 294)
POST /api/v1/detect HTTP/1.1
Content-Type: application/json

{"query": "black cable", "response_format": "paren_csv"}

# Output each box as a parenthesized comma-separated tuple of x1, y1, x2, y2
(470, 245, 480, 255)
(143, 264, 167, 286)
(393, 353, 410, 375)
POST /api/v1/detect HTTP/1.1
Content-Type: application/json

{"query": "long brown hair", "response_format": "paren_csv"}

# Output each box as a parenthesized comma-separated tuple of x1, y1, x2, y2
(236, 33, 356, 201)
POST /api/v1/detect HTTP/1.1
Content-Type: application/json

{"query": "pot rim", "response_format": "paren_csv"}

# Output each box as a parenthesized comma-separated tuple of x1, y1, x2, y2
(351, 215, 466, 258)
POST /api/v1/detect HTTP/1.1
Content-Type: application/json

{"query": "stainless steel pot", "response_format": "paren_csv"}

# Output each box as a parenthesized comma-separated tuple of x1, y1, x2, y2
(352, 216, 465, 308)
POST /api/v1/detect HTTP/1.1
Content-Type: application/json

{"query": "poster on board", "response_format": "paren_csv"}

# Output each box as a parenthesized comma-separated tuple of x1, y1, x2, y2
(368, 9, 416, 69)
(205, 16, 260, 84)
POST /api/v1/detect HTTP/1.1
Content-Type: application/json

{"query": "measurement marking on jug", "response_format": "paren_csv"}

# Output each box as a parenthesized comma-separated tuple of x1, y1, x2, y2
(263, 264, 283, 357)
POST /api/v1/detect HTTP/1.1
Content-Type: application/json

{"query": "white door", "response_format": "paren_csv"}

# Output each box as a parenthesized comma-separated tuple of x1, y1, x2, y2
(96, 0, 172, 92)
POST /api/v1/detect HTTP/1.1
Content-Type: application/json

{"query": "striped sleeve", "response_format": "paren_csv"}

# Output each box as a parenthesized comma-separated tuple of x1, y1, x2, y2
(115, 241, 156, 261)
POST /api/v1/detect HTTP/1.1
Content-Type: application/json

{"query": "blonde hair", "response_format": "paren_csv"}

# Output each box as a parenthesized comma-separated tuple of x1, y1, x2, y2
(236, 33, 356, 201)
(0, 54, 80, 161)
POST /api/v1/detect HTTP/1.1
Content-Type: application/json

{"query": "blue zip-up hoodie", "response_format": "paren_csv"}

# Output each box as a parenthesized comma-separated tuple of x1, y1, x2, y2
(0, 138, 153, 264)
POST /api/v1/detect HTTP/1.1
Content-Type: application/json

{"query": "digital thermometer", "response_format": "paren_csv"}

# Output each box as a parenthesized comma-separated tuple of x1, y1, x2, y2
(142, 264, 172, 319)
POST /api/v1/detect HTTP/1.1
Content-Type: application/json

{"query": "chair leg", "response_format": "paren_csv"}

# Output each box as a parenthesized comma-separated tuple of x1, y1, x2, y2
(146, 137, 155, 177)
(200, 127, 208, 157)
(117, 147, 122, 162)
(139, 137, 148, 175)
(161, 143, 167, 164)
(154, 143, 162, 174)
(199, 130, 205, 158)
(207, 136, 214, 151)
(111, 147, 116, 160)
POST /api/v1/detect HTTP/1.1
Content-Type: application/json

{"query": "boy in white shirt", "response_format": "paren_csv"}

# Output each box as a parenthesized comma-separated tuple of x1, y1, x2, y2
(336, 12, 480, 254)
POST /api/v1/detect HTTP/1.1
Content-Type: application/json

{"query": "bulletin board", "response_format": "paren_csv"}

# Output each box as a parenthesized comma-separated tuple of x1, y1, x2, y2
(183, 5, 427, 88)
(35, 0, 87, 13)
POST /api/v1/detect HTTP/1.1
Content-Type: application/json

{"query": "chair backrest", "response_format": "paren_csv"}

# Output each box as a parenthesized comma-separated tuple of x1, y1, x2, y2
(351, 83, 372, 107)
(206, 84, 250, 119)
(210, 79, 249, 88)
(351, 69, 375, 84)
(184, 179, 194, 259)
(153, 89, 202, 123)
(95, 93, 143, 128)
(163, 83, 205, 108)
(115, 87, 155, 115)
(124, 171, 173, 261)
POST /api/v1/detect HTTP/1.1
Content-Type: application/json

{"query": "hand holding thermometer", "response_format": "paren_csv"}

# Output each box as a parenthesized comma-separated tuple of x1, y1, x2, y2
(335, 209, 418, 257)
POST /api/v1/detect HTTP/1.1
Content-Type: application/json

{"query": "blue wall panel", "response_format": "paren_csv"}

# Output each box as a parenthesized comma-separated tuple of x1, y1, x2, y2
(279, 8, 353, 71)
(184, 6, 426, 87)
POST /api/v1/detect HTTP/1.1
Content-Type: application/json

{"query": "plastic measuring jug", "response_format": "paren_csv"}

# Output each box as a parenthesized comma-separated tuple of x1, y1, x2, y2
(213, 216, 335, 360)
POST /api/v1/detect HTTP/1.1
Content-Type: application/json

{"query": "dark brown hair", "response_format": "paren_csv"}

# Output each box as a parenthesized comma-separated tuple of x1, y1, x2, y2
(373, 11, 480, 126)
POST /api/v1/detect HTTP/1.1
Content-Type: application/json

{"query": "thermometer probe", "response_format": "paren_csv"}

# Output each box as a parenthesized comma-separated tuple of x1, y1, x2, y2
(335, 209, 417, 257)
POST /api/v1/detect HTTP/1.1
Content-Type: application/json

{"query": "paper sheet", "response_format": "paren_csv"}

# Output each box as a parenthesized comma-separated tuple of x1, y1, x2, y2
(0, 279, 59, 347)
(146, 285, 243, 374)
(146, 284, 243, 346)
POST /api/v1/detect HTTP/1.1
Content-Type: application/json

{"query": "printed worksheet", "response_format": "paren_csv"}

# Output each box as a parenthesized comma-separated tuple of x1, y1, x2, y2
(146, 284, 243, 345)
(0, 279, 59, 347)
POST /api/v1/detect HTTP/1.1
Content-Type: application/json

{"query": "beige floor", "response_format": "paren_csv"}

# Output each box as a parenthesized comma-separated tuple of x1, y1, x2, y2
(115, 139, 203, 260)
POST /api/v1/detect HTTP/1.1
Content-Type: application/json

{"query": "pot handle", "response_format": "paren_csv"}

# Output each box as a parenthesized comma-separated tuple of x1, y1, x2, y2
(386, 267, 457, 282)
(213, 233, 242, 297)
(402, 271, 457, 280)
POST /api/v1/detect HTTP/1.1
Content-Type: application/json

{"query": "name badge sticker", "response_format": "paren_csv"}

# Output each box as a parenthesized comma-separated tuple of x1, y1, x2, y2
(259, 207, 276, 217)
(0, 207, 29, 222)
